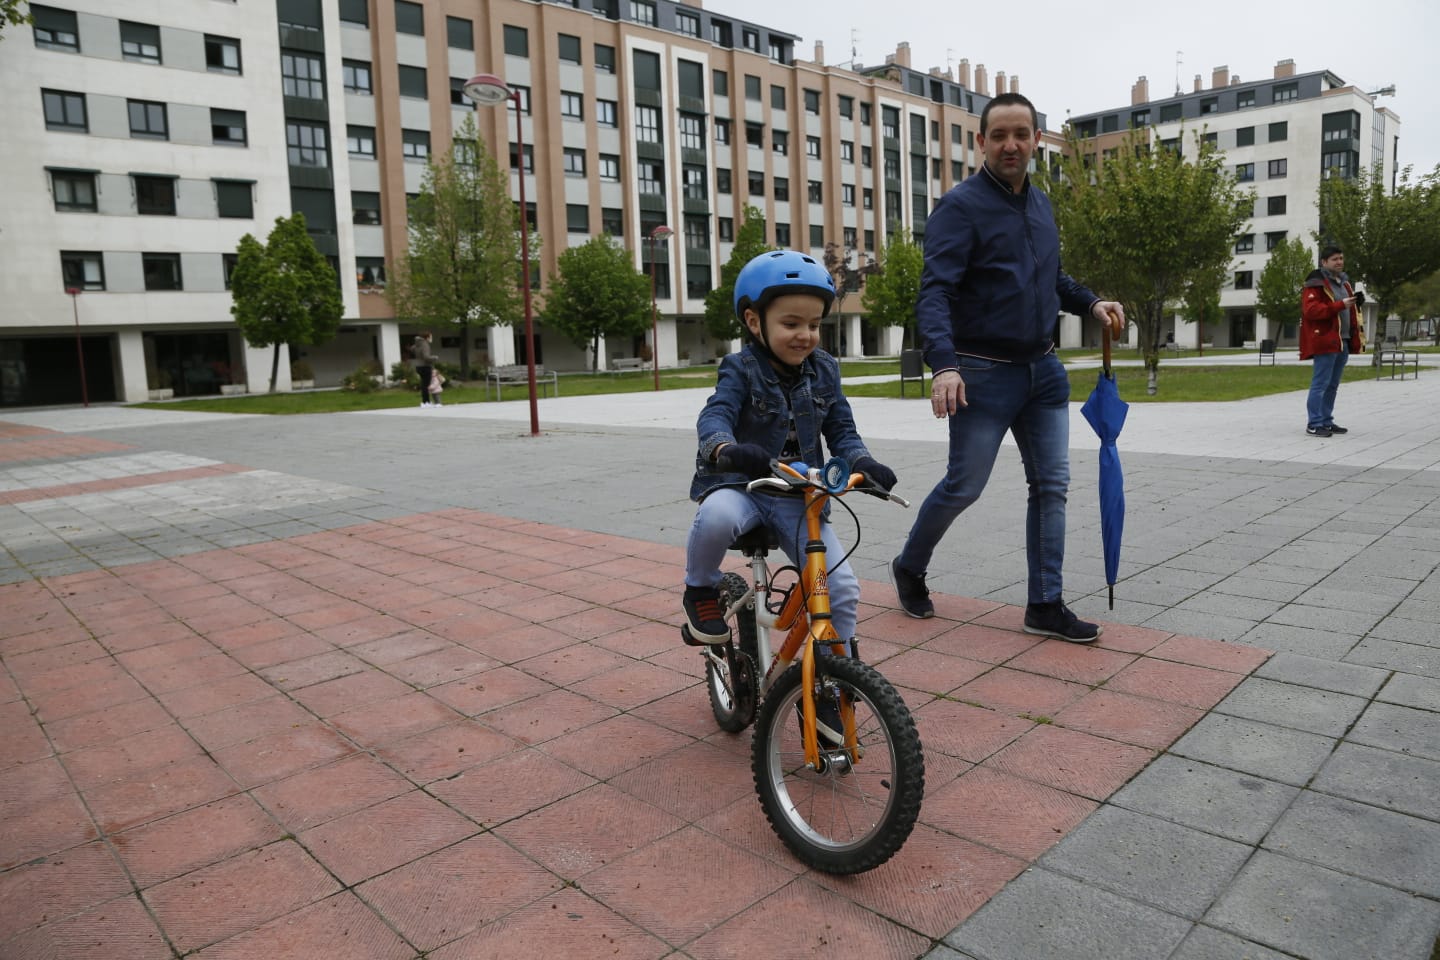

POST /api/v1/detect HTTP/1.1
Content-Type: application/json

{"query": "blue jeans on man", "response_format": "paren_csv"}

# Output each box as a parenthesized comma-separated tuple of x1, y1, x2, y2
(897, 352, 1071, 607)
(1307, 343, 1349, 430)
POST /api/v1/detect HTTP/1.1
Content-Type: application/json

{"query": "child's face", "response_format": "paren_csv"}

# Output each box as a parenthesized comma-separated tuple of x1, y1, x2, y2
(746, 294, 824, 367)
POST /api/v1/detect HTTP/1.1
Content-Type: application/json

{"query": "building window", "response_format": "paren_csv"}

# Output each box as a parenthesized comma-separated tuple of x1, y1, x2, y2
(509, 143, 534, 172)
(711, 19, 731, 46)
(215, 180, 253, 219)
(558, 33, 581, 64)
(287, 121, 328, 166)
(281, 50, 324, 99)
(351, 191, 381, 225)
(629, 1, 656, 26)
(448, 76, 467, 106)
(772, 129, 788, 156)
(401, 129, 429, 160)
(223, 253, 239, 289)
(775, 222, 790, 247)
(339, 0, 368, 24)
(840, 141, 854, 163)
(42, 89, 86, 131)
(1200, 97, 1218, 115)
(838, 94, 853, 119)
(714, 118, 730, 144)
(61, 251, 104, 290)
(744, 74, 760, 101)
(636, 105, 659, 142)
(1131, 109, 1150, 128)
(742, 28, 758, 51)
(806, 180, 821, 203)
(595, 44, 615, 73)
(773, 177, 788, 201)
(1235, 270, 1253, 290)
(602, 207, 623, 235)
(1236, 89, 1255, 109)
(33, 5, 80, 52)
(770, 85, 786, 110)
(142, 253, 182, 291)
(560, 92, 583, 120)
(683, 165, 705, 199)
(1234, 126, 1254, 148)
(599, 154, 620, 181)
(1236, 162, 1255, 182)
(340, 59, 371, 95)
(446, 16, 473, 50)
(1268, 121, 1288, 143)
(676, 11, 699, 37)
(1265, 231, 1287, 251)
(395, 0, 424, 35)
(809, 225, 824, 248)
(397, 65, 427, 99)
(205, 35, 241, 74)
(356, 257, 385, 287)
(745, 122, 763, 148)
(716, 168, 731, 194)
(864, 229, 875, 250)
(120, 20, 161, 64)
(508, 85, 531, 115)
(211, 108, 247, 146)
(346, 125, 375, 158)
(842, 184, 855, 206)
(1268, 158, 1287, 178)
(863, 187, 874, 209)
(747, 170, 764, 197)
(861, 145, 872, 168)
(684, 216, 707, 251)
(1267, 195, 1287, 216)
(1235, 234, 1254, 254)
(1272, 83, 1298, 103)
(128, 99, 168, 139)
(566, 204, 589, 232)
(844, 227, 857, 247)
(718, 217, 734, 242)
(713, 69, 727, 96)
(563, 148, 586, 176)
(503, 25, 527, 57)
(882, 106, 899, 138)
(861, 102, 872, 126)
(806, 136, 821, 159)
(679, 113, 703, 149)
(638, 160, 662, 194)
(50, 170, 96, 211)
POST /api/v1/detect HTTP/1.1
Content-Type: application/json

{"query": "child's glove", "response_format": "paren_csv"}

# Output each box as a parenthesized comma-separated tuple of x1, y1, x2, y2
(716, 443, 773, 479)
(853, 456, 897, 492)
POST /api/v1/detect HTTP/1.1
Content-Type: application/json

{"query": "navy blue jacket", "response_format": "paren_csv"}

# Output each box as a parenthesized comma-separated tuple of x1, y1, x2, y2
(918, 165, 1098, 368)
(690, 344, 871, 502)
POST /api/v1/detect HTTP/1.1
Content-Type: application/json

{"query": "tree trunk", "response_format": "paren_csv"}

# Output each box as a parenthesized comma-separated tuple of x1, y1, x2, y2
(591, 333, 601, 374)
(458, 320, 470, 380)
(269, 343, 281, 394)
(1145, 355, 1159, 395)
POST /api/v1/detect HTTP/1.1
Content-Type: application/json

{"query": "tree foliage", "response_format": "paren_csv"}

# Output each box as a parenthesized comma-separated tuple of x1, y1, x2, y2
(860, 228, 924, 346)
(703, 205, 771, 343)
(1, 0, 31, 37)
(1051, 130, 1250, 393)
(1254, 235, 1315, 337)
(1392, 269, 1440, 342)
(541, 234, 651, 372)
(229, 213, 342, 393)
(1316, 163, 1440, 321)
(387, 115, 525, 377)
(1181, 259, 1227, 349)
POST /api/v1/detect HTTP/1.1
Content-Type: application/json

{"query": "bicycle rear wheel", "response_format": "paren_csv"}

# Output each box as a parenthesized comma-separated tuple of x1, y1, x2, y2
(706, 572, 758, 732)
(751, 653, 924, 874)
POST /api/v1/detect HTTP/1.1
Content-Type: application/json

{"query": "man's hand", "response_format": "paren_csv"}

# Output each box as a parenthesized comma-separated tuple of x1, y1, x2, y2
(1092, 301, 1126, 340)
(931, 369, 966, 419)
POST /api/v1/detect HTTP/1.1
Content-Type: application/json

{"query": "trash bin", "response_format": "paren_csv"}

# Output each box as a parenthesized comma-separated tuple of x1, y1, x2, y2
(900, 349, 925, 396)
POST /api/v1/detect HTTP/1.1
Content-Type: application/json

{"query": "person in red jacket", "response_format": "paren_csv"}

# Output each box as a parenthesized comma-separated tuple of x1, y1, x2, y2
(1300, 245, 1364, 437)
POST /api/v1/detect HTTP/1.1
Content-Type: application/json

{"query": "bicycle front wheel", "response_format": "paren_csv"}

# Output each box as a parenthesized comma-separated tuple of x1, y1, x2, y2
(751, 653, 924, 874)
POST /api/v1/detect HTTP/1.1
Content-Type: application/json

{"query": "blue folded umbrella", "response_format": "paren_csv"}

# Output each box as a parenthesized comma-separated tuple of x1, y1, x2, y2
(1080, 364, 1128, 609)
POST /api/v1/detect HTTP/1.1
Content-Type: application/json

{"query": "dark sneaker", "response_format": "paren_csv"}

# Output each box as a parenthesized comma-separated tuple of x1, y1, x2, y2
(681, 585, 730, 645)
(1306, 425, 1333, 437)
(1326, 424, 1348, 434)
(891, 557, 934, 619)
(1023, 602, 1101, 643)
(798, 685, 846, 750)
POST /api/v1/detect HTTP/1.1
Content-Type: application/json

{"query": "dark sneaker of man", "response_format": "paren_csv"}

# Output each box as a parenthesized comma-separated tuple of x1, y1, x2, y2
(681, 585, 730, 645)
(1023, 602, 1101, 643)
(1327, 424, 1348, 434)
(890, 557, 934, 619)
(1306, 425, 1333, 438)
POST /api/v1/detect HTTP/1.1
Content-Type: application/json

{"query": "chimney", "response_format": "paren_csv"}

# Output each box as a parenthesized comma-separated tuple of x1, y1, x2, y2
(1132, 75, 1149, 105)
(995, 70, 1006, 95)
(1275, 58, 1295, 78)
(1194, 73, 1202, 93)
(929, 66, 943, 78)
(1010, 74, 1020, 94)
(958, 58, 971, 88)
(1212, 65, 1229, 89)
(814, 40, 824, 65)
(1231, 74, 1241, 85)
(975, 63, 988, 96)
(894, 41, 911, 69)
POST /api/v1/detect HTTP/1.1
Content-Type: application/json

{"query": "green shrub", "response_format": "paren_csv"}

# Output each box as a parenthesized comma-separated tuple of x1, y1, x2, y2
(390, 362, 420, 389)
(290, 359, 314, 381)
(342, 362, 380, 392)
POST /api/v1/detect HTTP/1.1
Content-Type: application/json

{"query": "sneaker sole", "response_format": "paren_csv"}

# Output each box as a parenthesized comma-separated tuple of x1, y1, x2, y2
(681, 624, 730, 647)
(888, 559, 935, 619)
(1022, 623, 1102, 644)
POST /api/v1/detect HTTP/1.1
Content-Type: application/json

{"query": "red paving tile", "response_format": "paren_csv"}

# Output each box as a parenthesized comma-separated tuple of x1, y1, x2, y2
(0, 506, 1263, 958)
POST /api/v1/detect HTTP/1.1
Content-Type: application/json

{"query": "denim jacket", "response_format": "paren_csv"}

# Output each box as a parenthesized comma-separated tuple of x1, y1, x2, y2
(690, 344, 871, 502)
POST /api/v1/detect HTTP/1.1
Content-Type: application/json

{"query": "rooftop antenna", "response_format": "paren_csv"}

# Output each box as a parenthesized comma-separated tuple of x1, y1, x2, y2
(836, 27, 860, 69)
(1174, 50, 1183, 96)
(946, 48, 956, 75)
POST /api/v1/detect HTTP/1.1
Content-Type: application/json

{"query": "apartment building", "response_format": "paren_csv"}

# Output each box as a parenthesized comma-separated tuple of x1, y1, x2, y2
(1068, 60, 1400, 348)
(2, 0, 1046, 406)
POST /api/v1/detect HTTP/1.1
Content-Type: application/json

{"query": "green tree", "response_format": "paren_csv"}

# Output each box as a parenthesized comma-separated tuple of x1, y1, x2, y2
(1254, 236, 1315, 340)
(1180, 260, 1227, 350)
(1317, 162, 1440, 348)
(541, 234, 651, 372)
(387, 115, 524, 377)
(1392, 268, 1440, 343)
(860, 227, 924, 347)
(229, 213, 342, 393)
(2, 0, 31, 37)
(1051, 130, 1250, 393)
(703, 205, 771, 343)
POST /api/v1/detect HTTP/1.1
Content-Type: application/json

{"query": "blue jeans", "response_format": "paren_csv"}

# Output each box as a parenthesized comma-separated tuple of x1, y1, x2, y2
(897, 353, 1071, 606)
(686, 488, 861, 642)
(1307, 346, 1349, 429)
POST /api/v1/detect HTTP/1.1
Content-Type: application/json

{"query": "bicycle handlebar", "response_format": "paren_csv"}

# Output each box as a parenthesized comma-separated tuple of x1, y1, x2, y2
(745, 459, 910, 509)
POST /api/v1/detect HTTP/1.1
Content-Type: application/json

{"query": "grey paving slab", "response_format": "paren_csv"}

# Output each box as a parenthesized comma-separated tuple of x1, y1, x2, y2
(1213, 676, 1369, 738)
(1167, 714, 1337, 787)
(1205, 851, 1440, 960)
(1312, 742, 1440, 822)
(1366, 615, 1440, 646)
(1252, 652, 1389, 699)
(1264, 791, 1440, 897)
(1166, 925, 1300, 960)
(1345, 638, 1440, 680)
(943, 868, 1192, 960)
(1377, 673, 1440, 712)
(920, 948, 977, 960)
(1346, 702, 1440, 762)
(1143, 609, 1258, 642)
(1234, 622, 1359, 660)
(1039, 806, 1252, 920)
(1108, 755, 1301, 846)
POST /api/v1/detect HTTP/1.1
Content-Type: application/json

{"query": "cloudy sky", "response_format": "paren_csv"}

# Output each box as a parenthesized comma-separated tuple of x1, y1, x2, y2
(714, 0, 1439, 177)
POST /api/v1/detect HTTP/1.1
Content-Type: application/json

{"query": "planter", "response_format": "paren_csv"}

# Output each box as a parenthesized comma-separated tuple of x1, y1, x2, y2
(220, 384, 248, 396)
(292, 379, 315, 390)
(147, 388, 174, 401)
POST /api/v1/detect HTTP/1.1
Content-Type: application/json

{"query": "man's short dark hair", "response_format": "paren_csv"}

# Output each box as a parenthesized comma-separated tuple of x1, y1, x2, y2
(1320, 244, 1343, 261)
(980, 93, 1039, 136)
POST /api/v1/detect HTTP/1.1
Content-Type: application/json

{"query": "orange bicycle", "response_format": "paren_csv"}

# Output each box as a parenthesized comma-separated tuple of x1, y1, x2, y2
(699, 456, 925, 873)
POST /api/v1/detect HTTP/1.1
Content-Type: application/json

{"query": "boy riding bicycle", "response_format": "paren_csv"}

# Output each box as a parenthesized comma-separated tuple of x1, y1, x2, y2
(681, 249, 898, 652)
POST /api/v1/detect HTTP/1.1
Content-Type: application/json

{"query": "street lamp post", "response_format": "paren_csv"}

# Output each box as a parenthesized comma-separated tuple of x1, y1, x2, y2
(647, 224, 673, 391)
(463, 73, 539, 437)
(65, 287, 89, 407)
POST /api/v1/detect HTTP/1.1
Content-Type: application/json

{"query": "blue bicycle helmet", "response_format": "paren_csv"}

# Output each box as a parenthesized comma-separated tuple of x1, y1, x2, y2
(733, 250, 836, 321)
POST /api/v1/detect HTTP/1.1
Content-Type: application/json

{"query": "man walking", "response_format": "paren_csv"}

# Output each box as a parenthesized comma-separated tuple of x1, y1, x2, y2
(890, 93, 1124, 643)
(1300, 245, 1362, 437)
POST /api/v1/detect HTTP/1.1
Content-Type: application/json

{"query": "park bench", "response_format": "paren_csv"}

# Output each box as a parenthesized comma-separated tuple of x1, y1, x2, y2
(485, 364, 559, 400)
(1374, 338, 1420, 380)
(610, 357, 646, 372)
